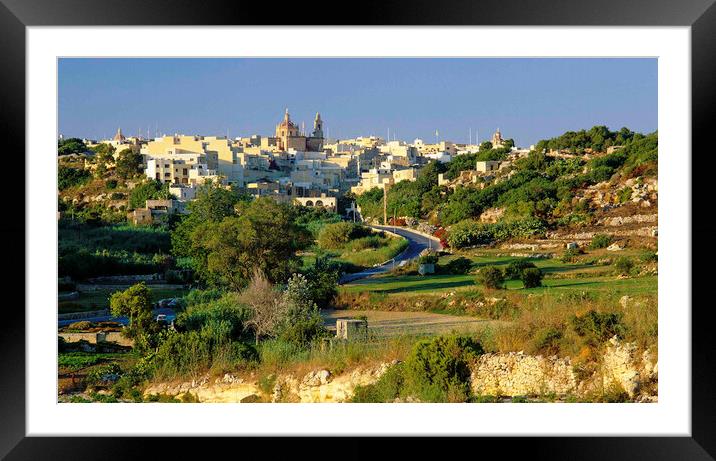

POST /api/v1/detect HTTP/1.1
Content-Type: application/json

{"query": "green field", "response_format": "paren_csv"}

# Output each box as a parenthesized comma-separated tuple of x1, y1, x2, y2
(341, 253, 657, 297)
(59, 286, 189, 314)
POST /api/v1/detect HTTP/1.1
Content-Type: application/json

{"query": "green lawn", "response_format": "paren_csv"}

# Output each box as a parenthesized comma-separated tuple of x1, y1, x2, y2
(59, 286, 189, 314)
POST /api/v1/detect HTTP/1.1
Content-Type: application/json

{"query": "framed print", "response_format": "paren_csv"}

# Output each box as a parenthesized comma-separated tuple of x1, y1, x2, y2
(3, 0, 715, 458)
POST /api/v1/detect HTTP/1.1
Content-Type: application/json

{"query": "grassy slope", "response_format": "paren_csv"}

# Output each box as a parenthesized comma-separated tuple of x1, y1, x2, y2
(341, 251, 656, 297)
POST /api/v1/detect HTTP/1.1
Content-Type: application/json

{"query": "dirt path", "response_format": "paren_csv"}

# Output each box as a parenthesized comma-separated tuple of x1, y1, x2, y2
(321, 309, 505, 337)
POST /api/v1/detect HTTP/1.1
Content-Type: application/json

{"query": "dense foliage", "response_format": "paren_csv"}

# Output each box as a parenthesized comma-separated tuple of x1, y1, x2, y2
(129, 180, 173, 209)
(354, 128, 656, 248)
(58, 165, 92, 190)
(58, 137, 88, 156)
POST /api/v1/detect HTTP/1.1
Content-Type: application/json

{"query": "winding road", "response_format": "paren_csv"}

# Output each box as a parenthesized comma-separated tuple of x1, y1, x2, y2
(338, 225, 442, 284)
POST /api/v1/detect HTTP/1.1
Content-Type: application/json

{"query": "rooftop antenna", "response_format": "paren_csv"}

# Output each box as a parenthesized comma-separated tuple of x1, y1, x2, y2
(387, 128, 390, 143)
(469, 127, 472, 145)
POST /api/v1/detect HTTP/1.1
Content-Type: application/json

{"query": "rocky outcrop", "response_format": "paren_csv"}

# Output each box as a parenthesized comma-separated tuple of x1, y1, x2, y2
(601, 335, 657, 399)
(144, 362, 395, 403)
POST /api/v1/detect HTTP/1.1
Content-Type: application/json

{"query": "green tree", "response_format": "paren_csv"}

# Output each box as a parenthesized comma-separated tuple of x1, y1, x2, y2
(115, 148, 144, 179)
(520, 267, 544, 288)
(109, 282, 160, 349)
(91, 143, 116, 165)
(192, 198, 311, 289)
(171, 183, 244, 261)
(129, 180, 172, 209)
(476, 266, 505, 289)
(58, 165, 92, 190)
(58, 138, 88, 156)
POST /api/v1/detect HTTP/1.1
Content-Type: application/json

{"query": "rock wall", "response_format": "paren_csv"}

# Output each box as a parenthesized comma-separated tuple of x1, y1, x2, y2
(471, 352, 577, 396)
(470, 337, 657, 401)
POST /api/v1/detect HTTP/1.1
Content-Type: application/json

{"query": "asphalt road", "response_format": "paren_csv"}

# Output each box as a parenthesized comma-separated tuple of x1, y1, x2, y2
(338, 225, 442, 284)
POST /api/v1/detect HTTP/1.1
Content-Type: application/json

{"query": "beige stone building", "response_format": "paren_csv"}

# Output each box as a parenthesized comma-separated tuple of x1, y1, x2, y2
(275, 109, 325, 152)
(293, 194, 337, 212)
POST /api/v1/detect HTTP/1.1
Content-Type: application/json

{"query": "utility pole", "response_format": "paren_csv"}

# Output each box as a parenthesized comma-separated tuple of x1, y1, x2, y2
(383, 185, 388, 225)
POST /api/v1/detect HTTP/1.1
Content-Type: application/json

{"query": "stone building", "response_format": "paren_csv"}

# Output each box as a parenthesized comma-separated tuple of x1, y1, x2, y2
(275, 109, 325, 152)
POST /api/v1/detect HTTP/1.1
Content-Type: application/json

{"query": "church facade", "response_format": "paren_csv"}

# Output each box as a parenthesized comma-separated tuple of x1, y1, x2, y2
(275, 109, 324, 152)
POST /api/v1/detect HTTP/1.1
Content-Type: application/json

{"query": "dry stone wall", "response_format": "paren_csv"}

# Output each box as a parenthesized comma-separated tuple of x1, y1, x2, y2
(471, 352, 577, 396)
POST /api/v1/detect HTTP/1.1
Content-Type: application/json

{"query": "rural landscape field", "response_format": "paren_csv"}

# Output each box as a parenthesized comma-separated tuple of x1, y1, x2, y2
(57, 58, 658, 403)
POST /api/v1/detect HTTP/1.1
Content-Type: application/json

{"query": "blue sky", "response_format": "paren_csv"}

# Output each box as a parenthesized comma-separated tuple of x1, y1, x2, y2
(58, 58, 657, 147)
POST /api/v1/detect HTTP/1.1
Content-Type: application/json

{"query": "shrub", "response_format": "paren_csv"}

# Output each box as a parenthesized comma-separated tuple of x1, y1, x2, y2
(532, 326, 563, 354)
(617, 187, 633, 203)
(58, 165, 92, 190)
(561, 248, 582, 263)
(182, 288, 224, 308)
(640, 251, 658, 263)
(571, 310, 625, 344)
(351, 362, 406, 403)
(476, 266, 505, 289)
(317, 222, 370, 249)
(418, 254, 439, 265)
(440, 256, 473, 275)
(589, 234, 613, 249)
(613, 257, 634, 275)
(504, 259, 537, 280)
(176, 293, 249, 340)
(403, 335, 484, 402)
(85, 363, 122, 388)
(303, 256, 339, 309)
(446, 220, 493, 249)
(520, 267, 544, 288)
(153, 326, 258, 380)
(277, 311, 327, 347)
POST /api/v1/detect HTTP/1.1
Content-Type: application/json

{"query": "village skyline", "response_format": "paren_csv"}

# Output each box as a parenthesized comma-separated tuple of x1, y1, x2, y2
(59, 58, 658, 146)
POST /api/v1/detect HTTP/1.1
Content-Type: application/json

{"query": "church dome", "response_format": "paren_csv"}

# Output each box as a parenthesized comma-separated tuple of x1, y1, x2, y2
(113, 127, 126, 142)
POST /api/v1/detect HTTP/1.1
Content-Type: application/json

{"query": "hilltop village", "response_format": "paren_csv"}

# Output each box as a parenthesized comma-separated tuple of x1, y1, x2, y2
(60, 109, 524, 223)
(57, 114, 658, 404)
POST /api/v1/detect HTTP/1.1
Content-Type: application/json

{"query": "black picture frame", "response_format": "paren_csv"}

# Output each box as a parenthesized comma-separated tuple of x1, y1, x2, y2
(2, 0, 713, 458)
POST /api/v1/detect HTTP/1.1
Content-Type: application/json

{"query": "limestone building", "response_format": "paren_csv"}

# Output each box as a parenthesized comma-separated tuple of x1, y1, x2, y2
(275, 109, 325, 152)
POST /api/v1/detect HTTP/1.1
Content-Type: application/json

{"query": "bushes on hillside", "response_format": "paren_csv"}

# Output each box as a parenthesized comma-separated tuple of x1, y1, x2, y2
(175, 293, 249, 340)
(561, 248, 583, 263)
(476, 266, 505, 289)
(153, 323, 258, 380)
(317, 222, 371, 249)
(589, 234, 613, 249)
(439, 256, 473, 275)
(446, 218, 546, 249)
(351, 335, 484, 403)
(571, 310, 625, 345)
(520, 267, 544, 288)
(446, 220, 494, 248)
(504, 259, 537, 280)
(58, 165, 92, 190)
(613, 257, 634, 275)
